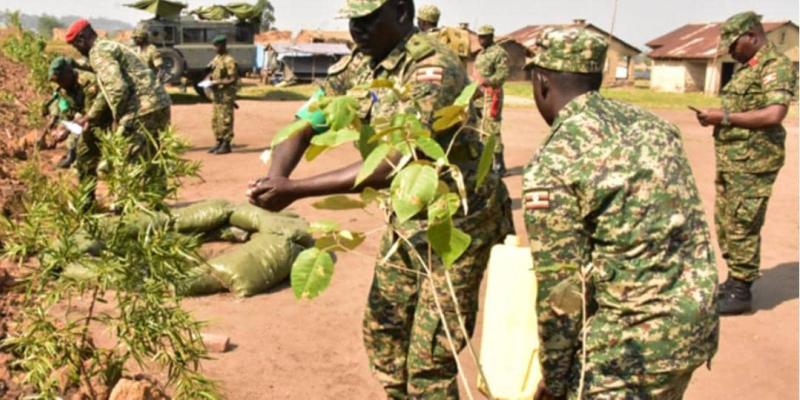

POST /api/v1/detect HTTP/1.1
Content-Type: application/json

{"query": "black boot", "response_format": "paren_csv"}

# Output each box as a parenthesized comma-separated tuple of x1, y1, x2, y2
(57, 148, 77, 169)
(208, 140, 222, 154)
(718, 278, 753, 315)
(717, 276, 736, 298)
(494, 154, 507, 177)
(215, 141, 231, 155)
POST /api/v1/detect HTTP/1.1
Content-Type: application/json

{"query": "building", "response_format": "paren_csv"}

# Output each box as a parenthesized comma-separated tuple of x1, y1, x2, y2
(254, 30, 292, 46)
(294, 30, 353, 47)
(505, 19, 641, 86)
(647, 20, 799, 94)
(264, 42, 350, 83)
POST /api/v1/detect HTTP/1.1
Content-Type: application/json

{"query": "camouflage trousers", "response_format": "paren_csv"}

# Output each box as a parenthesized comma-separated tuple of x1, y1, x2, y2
(122, 107, 172, 195)
(715, 171, 778, 283)
(363, 179, 514, 399)
(75, 128, 101, 206)
(481, 118, 503, 156)
(212, 94, 235, 143)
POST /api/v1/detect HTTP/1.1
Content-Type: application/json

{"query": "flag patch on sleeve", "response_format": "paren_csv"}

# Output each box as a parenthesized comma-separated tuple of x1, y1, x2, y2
(525, 190, 551, 210)
(416, 67, 444, 83)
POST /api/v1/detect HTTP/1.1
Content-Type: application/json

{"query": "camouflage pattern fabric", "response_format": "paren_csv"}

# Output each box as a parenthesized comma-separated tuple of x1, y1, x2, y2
(523, 91, 719, 398)
(714, 41, 796, 282)
(86, 39, 171, 134)
(719, 11, 762, 51)
(336, 0, 388, 19)
(417, 4, 440, 24)
(476, 25, 494, 36)
(209, 53, 239, 142)
(473, 43, 509, 155)
(134, 44, 164, 79)
(321, 31, 514, 398)
(526, 27, 607, 74)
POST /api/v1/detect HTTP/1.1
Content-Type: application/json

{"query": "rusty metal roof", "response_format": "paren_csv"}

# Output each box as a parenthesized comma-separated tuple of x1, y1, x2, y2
(647, 21, 796, 60)
(504, 22, 641, 54)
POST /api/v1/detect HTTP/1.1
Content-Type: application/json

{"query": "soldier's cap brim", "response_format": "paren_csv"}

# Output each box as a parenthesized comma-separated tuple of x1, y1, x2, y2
(336, 5, 381, 19)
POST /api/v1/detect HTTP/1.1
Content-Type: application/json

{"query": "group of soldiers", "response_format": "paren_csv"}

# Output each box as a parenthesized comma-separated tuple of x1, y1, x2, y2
(44, 19, 239, 207)
(43, 2, 794, 399)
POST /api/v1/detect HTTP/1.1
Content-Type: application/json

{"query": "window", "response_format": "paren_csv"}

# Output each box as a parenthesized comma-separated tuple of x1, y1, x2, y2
(183, 28, 204, 43)
(162, 27, 175, 43)
(780, 32, 786, 44)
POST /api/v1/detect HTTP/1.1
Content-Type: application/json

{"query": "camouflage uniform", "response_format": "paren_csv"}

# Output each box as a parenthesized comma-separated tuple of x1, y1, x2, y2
(134, 44, 163, 78)
(523, 28, 719, 399)
(86, 38, 172, 162)
(714, 12, 797, 283)
(209, 52, 239, 144)
(320, 2, 514, 397)
(473, 26, 509, 166)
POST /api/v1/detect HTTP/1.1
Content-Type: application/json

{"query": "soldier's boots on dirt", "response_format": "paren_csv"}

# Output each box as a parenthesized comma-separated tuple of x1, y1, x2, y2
(718, 278, 753, 315)
(208, 140, 223, 154)
(215, 141, 232, 155)
(494, 153, 507, 177)
(57, 148, 77, 169)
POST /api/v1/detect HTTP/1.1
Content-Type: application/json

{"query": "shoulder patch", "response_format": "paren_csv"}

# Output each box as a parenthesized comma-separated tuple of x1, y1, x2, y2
(328, 53, 354, 75)
(405, 34, 435, 61)
(415, 66, 444, 84)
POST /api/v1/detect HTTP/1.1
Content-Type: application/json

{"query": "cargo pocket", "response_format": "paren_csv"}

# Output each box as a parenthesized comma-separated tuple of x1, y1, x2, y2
(734, 197, 767, 232)
(723, 139, 751, 161)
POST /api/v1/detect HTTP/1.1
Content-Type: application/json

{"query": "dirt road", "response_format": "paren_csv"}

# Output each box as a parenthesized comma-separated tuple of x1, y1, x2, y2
(172, 100, 798, 399)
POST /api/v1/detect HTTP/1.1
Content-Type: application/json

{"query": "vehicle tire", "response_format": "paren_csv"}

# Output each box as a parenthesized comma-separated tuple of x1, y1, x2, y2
(157, 48, 184, 84)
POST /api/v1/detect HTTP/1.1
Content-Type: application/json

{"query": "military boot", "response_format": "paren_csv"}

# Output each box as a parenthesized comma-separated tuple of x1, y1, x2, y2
(718, 278, 752, 315)
(57, 148, 77, 169)
(494, 154, 507, 177)
(208, 140, 222, 154)
(215, 141, 232, 155)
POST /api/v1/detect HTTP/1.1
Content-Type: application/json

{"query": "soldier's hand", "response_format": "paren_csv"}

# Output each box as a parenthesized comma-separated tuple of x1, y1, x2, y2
(247, 176, 299, 212)
(697, 109, 723, 127)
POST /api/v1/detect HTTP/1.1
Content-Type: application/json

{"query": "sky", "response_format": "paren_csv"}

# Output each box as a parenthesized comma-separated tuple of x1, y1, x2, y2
(2, 0, 798, 49)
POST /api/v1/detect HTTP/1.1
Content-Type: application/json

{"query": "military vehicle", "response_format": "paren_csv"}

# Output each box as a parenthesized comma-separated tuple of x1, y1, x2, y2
(136, 17, 258, 97)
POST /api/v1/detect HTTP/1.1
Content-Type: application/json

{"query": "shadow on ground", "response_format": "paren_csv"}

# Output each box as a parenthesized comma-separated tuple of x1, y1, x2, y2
(753, 261, 799, 313)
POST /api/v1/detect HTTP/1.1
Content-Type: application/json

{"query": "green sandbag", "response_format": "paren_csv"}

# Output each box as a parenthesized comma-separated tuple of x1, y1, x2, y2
(182, 265, 227, 296)
(173, 199, 233, 234)
(207, 233, 305, 297)
(229, 203, 313, 246)
(62, 261, 99, 281)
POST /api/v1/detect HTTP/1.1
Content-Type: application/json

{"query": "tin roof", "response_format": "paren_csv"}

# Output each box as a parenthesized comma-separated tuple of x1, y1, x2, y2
(647, 20, 797, 60)
(268, 42, 351, 57)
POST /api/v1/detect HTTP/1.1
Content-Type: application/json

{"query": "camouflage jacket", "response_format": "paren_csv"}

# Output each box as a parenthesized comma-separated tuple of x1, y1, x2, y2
(715, 42, 797, 175)
(209, 53, 239, 98)
(134, 44, 163, 76)
(86, 39, 171, 128)
(320, 30, 495, 222)
(474, 43, 509, 88)
(524, 91, 719, 397)
(49, 70, 100, 121)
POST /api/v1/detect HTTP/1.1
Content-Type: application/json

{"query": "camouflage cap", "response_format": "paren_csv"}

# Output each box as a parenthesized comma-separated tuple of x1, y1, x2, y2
(211, 34, 227, 45)
(417, 4, 441, 24)
(525, 27, 608, 74)
(719, 11, 762, 52)
(336, 0, 389, 19)
(132, 26, 149, 40)
(477, 25, 494, 36)
(48, 56, 72, 79)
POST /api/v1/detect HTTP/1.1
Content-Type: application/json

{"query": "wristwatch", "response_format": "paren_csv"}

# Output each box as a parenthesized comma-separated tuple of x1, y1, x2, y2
(721, 109, 731, 127)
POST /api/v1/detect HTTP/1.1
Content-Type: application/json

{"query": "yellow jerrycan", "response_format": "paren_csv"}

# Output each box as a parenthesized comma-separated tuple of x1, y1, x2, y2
(477, 235, 541, 399)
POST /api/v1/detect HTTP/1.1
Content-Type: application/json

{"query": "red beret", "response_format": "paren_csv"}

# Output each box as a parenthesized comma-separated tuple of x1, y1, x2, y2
(65, 19, 91, 43)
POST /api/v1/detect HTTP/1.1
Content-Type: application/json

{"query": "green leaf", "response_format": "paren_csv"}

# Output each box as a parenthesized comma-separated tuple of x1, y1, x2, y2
(415, 136, 446, 161)
(310, 129, 360, 147)
(323, 96, 359, 131)
(448, 165, 469, 215)
(304, 143, 327, 161)
(312, 195, 366, 210)
(271, 119, 309, 147)
(355, 143, 391, 186)
(432, 105, 466, 132)
(315, 230, 366, 252)
(291, 247, 335, 300)
(427, 219, 471, 267)
(360, 187, 381, 204)
(476, 134, 496, 187)
(454, 83, 479, 106)
(390, 163, 438, 223)
(309, 219, 340, 234)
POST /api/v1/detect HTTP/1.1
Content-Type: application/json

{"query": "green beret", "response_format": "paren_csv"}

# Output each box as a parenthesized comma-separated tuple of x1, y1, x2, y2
(477, 25, 495, 36)
(337, 0, 389, 19)
(525, 27, 608, 74)
(48, 56, 72, 79)
(212, 34, 227, 45)
(417, 4, 441, 24)
(719, 11, 762, 52)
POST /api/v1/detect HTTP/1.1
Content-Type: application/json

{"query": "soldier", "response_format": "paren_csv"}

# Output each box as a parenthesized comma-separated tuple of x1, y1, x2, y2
(695, 11, 797, 315)
(47, 56, 111, 206)
(65, 19, 172, 191)
(247, 0, 513, 398)
(206, 34, 239, 155)
(473, 24, 509, 176)
(416, 4, 440, 33)
(523, 28, 718, 399)
(132, 26, 165, 83)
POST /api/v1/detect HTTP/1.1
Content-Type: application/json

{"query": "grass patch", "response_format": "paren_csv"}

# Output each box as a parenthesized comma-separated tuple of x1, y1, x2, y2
(503, 82, 723, 109)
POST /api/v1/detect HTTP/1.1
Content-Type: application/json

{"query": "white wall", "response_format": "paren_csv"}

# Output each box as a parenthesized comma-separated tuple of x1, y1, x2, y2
(650, 61, 687, 92)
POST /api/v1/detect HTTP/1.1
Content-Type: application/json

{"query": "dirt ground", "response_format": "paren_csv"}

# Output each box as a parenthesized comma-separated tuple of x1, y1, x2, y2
(169, 99, 797, 400)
